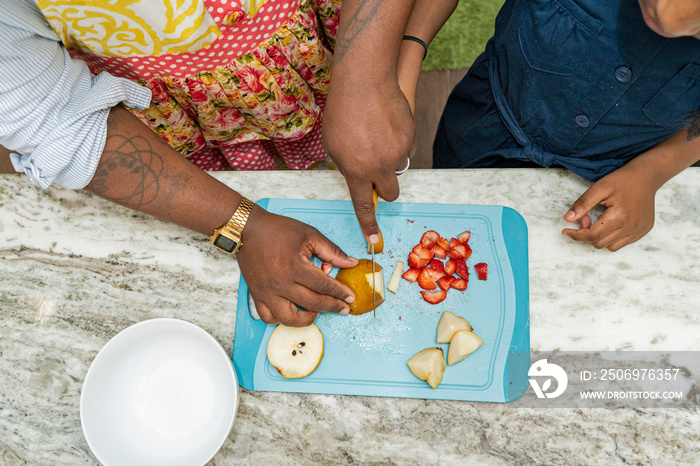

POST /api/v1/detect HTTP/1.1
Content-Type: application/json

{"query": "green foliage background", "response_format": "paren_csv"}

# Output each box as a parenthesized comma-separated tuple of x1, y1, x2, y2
(422, 0, 505, 72)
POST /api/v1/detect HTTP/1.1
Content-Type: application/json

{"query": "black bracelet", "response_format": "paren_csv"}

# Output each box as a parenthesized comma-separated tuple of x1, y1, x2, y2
(402, 35, 428, 61)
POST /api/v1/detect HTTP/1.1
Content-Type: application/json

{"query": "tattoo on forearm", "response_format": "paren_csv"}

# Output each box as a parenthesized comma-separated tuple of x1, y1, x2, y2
(334, 0, 382, 64)
(90, 135, 163, 209)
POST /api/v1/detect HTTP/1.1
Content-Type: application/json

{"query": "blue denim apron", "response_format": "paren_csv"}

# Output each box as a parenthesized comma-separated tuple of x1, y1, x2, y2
(434, 0, 700, 181)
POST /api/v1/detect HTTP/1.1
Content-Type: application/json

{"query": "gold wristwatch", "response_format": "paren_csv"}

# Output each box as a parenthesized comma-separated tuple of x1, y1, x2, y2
(210, 197, 255, 254)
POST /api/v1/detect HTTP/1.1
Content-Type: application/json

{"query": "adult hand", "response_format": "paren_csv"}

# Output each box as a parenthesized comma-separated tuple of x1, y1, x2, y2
(561, 165, 657, 251)
(323, 80, 416, 244)
(237, 207, 359, 326)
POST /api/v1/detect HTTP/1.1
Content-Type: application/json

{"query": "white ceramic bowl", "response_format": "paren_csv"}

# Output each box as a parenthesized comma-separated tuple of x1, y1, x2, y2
(80, 318, 238, 465)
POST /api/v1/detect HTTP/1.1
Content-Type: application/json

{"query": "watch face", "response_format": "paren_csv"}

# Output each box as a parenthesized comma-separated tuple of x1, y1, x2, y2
(213, 234, 238, 253)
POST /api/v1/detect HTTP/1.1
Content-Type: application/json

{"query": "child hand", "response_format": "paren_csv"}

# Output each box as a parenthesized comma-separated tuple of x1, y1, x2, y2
(561, 165, 657, 251)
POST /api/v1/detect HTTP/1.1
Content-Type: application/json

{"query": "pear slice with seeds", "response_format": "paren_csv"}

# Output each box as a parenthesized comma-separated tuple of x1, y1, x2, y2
(267, 324, 324, 378)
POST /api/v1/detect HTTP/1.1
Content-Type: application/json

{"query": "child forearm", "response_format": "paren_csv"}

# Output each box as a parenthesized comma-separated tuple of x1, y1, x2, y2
(627, 126, 700, 190)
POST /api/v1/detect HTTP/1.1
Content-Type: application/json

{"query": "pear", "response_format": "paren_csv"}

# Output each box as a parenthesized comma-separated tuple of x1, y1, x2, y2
(407, 347, 445, 388)
(386, 260, 405, 294)
(335, 259, 385, 315)
(447, 330, 483, 366)
(436, 311, 473, 343)
(267, 324, 324, 378)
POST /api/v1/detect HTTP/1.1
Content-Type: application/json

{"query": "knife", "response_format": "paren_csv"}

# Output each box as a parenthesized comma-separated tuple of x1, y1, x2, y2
(371, 190, 379, 317)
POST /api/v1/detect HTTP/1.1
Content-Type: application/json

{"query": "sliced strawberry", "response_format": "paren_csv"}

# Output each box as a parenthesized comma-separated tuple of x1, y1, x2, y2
(437, 275, 455, 291)
(421, 289, 447, 304)
(450, 238, 461, 249)
(454, 259, 469, 280)
(425, 267, 446, 281)
(401, 267, 421, 282)
(458, 230, 471, 245)
(411, 245, 433, 268)
(430, 244, 447, 259)
(408, 252, 423, 270)
(417, 269, 438, 290)
(420, 230, 440, 248)
(451, 278, 468, 291)
(463, 244, 473, 261)
(475, 262, 488, 280)
(437, 237, 451, 252)
(429, 259, 445, 272)
(321, 261, 333, 275)
(444, 259, 457, 275)
(418, 268, 446, 290)
(449, 243, 468, 260)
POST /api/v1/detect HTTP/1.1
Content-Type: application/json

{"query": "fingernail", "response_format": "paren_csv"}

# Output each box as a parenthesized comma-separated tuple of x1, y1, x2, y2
(564, 210, 575, 220)
(340, 308, 350, 315)
(369, 234, 380, 245)
(345, 295, 355, 303)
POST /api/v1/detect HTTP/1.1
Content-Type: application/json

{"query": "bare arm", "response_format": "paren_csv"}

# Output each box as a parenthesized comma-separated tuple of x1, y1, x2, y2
(323, 0, 416, 245)
(398, 0, 460, 113)
(87, 106, 357, 325)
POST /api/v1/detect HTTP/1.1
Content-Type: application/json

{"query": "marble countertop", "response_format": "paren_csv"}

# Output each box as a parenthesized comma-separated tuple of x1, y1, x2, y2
(1, 169, 699, 465)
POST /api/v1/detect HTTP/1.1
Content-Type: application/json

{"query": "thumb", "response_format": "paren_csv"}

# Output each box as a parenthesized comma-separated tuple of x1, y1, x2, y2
(564, 183, 607, 222)
(310, 232, 358, 269)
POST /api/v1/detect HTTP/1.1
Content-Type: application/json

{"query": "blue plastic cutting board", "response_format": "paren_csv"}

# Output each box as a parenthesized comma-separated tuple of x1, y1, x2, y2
(232, 199, 530, 402)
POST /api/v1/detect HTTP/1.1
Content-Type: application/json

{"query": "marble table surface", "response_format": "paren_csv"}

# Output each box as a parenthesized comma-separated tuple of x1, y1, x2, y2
(1, 168, 699, 465)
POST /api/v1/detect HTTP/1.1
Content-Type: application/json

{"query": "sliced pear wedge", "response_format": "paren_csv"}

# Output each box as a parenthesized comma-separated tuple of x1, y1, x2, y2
(407, 347, 445, 388)
(267, 324, 324, 378)
(387, 260, 405, 294)
(436, 311, 473, 343)
(447, 330, 483, 366)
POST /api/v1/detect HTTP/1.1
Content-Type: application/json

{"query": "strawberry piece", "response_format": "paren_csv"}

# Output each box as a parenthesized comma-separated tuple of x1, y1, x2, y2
(437, 237, 451, 252)
(401, 267, 421, 282)
(475, 262, 488, 280)
(420, 230, 440, 248)
(450, 238, 461, 249)
(437, 275, 455, 291)
(444, 259, 457, 275)
(463, 244, 473, 261)
(408, 252, 423, 269)
(429, 259, 445, 272)
(421, 290, 447, 304)
(450, 243, 468, 260)
(458, 230, 471, 245)
(417, 269, 438, 290)
(411, 245, 433, 268)
(454, 259, 469, 280)
(321, 261, 333, 275)
(451, 278, 468, 291)
(418, 268, 446, 290)
(430, 244, 447, 259)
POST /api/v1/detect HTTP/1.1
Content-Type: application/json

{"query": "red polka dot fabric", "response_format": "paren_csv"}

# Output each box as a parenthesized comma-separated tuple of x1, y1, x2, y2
(63, 0, 342, 171)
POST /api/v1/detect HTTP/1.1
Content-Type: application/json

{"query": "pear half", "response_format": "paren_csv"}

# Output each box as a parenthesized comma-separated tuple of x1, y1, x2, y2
(267, 324, 324, 378)
(436, 311, 473, 343)
(447, 330, 483, 366)
(335, 259, 385, 315)
(407, 347, 445, 389)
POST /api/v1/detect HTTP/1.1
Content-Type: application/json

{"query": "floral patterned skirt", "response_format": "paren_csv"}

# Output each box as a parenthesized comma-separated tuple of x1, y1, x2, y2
(124, 0, 341, 171)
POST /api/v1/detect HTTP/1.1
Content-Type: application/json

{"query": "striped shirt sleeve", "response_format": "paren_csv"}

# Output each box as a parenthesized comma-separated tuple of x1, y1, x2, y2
(0, 0, 152, 189)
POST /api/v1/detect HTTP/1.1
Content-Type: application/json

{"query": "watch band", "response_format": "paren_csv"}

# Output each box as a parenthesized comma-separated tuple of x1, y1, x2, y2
(211, 197, 255, 254)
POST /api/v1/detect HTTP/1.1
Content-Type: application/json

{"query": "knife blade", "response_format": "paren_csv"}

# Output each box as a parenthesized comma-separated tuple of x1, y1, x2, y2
(371, 190, 378, 317)
(371, 242, 376, 318)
